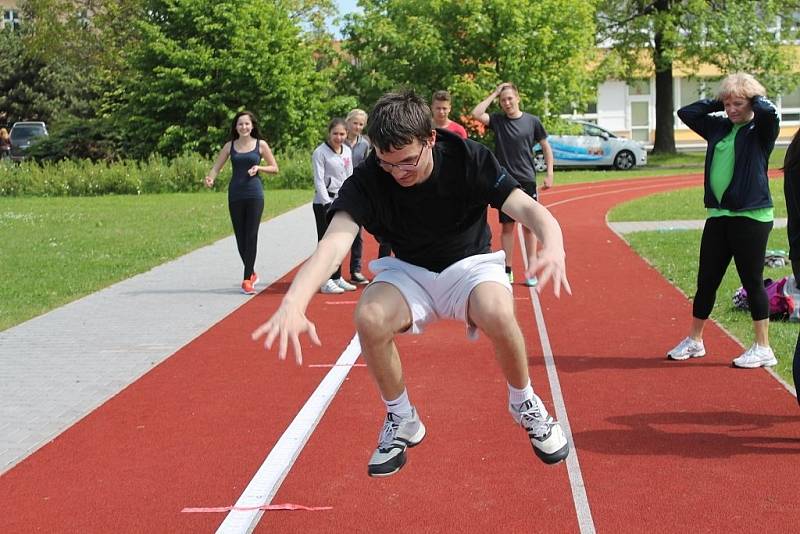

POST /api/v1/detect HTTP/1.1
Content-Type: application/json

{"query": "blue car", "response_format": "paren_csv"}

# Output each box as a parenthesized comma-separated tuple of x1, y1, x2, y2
(534, 120, 647, 171)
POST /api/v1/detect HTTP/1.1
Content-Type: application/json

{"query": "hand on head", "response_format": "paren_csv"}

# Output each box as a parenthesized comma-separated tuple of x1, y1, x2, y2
(496, 82, 513, 95)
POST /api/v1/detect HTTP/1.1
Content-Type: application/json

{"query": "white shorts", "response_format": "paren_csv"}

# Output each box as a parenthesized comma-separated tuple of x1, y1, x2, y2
(368, 250, 512, 340)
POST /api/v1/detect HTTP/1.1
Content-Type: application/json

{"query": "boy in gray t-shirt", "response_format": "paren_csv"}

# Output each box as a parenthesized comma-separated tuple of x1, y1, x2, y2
(472, 83, 554, 286)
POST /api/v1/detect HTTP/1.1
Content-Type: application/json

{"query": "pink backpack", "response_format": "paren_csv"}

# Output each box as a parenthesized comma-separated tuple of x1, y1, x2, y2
(732, 276, 796, 318)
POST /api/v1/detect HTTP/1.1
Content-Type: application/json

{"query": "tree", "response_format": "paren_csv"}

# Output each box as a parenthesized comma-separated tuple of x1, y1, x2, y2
(597, 0, 800, 154)
(113, 0, 340, 158)
(340, 0, 598, 134)
(0, 26, 97, 125)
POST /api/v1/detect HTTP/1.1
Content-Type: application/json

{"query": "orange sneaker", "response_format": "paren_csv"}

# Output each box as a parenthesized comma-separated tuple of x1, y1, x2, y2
(250, 272, 260, 287)
(241, 279, 256, 295)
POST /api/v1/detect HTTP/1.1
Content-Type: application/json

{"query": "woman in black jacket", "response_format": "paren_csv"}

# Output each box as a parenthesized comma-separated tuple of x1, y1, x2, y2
(667, 73, 780, 368)
(784, 128, 800, 404)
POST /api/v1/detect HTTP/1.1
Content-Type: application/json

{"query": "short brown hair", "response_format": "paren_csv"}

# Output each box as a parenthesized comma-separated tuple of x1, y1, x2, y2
(432, 90, 451, 103)
(368, 91, 433, 152)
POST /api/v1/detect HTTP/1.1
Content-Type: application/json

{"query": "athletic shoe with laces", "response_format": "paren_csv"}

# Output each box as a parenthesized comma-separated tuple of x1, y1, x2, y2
(241, 279, 256, 295)
(732, 344, 777, 368)
(666, 337, 706, 360)
(524, 276, 538, 287)
(250, 272, 260, 288)
(510, 396, 569, 464)
(368, 408, 426, 477)
(320, 279, 345, 294)
(350, 272, 370, 285)
(334, 277, 357, 291)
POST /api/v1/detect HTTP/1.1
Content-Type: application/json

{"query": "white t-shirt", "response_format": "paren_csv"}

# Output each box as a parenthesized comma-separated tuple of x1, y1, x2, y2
(311, 142, 353, 204)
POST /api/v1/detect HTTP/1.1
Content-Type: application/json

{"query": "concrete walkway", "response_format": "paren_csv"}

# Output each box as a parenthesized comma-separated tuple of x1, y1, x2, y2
(0, 204, 317, 474)
(609, 217, 787, 234)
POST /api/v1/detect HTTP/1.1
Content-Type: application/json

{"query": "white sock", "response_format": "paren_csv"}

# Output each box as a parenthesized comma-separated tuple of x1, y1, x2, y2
(383, 389, 412, 418)
(508, 380, 534, 408)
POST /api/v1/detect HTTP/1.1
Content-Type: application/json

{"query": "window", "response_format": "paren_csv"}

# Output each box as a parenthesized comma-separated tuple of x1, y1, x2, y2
(679, 77, 723, 107)
(782, 85, 800, 109)
(77, 9, 90, 28)
(628, 79, 650, 96)
(782, 85, 800, 122)
(3, 9, 21, 30)
(680, 78, 703, 107)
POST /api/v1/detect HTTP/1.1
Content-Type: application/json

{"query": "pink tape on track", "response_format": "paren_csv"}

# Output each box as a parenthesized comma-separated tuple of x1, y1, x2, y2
(182, 503, 332, 513)
(307, 363, 367, 368)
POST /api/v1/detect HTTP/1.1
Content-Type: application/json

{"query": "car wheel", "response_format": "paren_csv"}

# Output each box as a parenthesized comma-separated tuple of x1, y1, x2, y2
(533, 152, 547, 173)
(613, 150, 636, 170)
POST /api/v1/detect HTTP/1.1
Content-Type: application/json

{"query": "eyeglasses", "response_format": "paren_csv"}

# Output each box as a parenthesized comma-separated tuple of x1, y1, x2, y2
(376, 144, 428, 172)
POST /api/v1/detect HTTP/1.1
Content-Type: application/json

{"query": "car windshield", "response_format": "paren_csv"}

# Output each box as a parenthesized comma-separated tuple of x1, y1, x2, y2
(11, 125, 46, 143)
(582, 124, 614, 138)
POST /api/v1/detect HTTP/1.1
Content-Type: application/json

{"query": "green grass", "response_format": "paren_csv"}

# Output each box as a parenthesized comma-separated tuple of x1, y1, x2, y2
(609, 178, 788, 221)
(624, 229, 796, 387)
(0, 190, 312, 331)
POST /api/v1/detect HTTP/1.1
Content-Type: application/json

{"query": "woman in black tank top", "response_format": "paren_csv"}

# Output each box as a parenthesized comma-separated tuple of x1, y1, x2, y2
(204, 111, 279, 295)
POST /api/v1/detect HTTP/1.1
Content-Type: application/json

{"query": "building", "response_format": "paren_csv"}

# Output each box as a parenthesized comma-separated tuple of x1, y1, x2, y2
(586, 65, 800, 149)
(2, 0, 20, 30)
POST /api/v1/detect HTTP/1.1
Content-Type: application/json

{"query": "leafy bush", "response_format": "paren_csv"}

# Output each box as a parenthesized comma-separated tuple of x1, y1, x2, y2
(0, 147, 314, 196)
(25, 117, 122, 162)
(268, 147, 312, 190)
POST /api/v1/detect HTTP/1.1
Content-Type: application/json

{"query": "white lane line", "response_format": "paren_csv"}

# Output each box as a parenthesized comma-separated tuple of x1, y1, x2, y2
(519, 226, 596, 534)
(216, 335, 362, 534)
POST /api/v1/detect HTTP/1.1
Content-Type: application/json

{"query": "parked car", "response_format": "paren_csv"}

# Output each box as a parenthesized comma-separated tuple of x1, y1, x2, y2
(534, 120, 647, 171)
(9, 121, 49, 162)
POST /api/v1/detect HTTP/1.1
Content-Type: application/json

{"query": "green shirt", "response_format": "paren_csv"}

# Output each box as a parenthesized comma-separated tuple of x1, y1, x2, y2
(707, 122, 773, 222)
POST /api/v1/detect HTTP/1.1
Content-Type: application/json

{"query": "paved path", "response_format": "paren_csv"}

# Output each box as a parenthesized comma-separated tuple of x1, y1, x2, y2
(0, 204, 317, 474)
(609, 217, 787, 234)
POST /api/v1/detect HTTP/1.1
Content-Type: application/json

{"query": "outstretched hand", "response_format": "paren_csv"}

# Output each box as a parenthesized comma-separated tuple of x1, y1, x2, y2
(251, 305, 321, 365)
(526, 247, 572, 298)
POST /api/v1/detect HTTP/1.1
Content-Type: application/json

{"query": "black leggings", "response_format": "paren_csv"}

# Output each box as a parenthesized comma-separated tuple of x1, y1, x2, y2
(693, 216, 772, 321)
(229, 198, 264, 280)
(313, 203, 365, 280)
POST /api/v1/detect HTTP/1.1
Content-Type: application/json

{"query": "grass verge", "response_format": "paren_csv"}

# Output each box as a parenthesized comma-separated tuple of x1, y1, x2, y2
(0, 190, 311, 331)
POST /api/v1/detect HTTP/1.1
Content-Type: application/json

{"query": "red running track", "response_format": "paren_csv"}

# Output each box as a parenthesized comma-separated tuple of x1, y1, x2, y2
(1, 174, 799, 533)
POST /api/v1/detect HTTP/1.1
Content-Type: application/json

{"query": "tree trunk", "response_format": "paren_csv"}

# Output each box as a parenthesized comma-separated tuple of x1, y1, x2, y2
(652, 24, 676, 153)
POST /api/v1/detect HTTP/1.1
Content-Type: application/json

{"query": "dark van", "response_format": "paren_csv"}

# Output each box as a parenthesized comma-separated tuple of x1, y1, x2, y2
(10, 121, 48, 162)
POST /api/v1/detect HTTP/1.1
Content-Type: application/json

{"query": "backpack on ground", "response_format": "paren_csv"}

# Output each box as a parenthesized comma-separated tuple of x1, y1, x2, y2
(732, 276, 796, 319)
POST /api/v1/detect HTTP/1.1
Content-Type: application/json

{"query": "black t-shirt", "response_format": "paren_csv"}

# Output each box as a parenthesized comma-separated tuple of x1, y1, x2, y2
(489, 112, 547, 184)
(329, 128, 519, 272)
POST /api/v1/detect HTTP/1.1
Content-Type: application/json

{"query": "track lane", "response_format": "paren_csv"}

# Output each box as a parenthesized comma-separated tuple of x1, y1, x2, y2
(536, 175, 800, 532)
(3, 173, 799, 533)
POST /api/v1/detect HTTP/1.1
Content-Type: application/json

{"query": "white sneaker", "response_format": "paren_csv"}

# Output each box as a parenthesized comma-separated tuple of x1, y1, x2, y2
(368, 408, 426, 477)
(732, 344, 777, 368)
(334, 277, 357, 291)
(320, 279, 345, 294)
(666, 337, 706, 360)
(510, 395, 569, 465)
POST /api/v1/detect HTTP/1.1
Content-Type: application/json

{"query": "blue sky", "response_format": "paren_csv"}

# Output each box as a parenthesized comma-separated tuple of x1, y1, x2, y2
(331, 0, 362, 37)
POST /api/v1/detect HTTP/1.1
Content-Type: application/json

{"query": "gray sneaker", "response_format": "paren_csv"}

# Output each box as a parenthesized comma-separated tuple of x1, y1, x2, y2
(367, 408, 426, 477)
(667, 337, 706, 361)
(510, 396, 569, 465)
